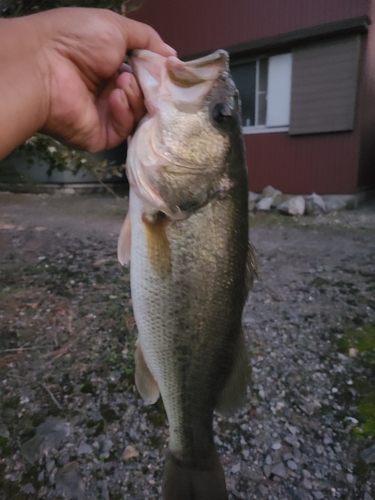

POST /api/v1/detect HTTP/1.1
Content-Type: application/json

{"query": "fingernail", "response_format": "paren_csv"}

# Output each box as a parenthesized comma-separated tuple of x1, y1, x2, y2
(119, 62, 133, 74)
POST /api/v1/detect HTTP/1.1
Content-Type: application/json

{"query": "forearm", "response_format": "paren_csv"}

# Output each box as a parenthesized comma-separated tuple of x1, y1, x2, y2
(0, 17, 49, 160)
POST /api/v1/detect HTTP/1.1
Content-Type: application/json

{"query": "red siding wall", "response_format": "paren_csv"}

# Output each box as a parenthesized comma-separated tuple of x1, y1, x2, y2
(245, 132, 360, 194)
(131, 0, 370, 57)
(131, 0, 370, 193)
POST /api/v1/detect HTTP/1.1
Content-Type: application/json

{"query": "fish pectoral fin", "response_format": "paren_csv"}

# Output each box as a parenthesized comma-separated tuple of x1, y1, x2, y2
(245, 242, 258, 296)
(117, 212, 131, 266)
(143, 212, 172, 278)
(135, 340, 160, 405)
(215, 331, 250, 416)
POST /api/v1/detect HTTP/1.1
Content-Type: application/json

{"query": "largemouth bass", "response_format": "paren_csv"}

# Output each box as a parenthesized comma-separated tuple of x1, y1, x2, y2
(118, 49, 256, 500)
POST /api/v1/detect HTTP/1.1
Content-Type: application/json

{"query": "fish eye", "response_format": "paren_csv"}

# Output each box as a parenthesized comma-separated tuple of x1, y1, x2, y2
(211, 102, 233, 125)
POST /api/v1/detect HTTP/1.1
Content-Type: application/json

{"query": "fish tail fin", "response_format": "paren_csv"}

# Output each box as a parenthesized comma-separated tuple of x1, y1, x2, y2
(162, 449, 228, 500)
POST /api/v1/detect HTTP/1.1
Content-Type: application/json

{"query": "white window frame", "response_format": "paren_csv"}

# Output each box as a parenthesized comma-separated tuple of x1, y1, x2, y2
(234, 53, 292, 135)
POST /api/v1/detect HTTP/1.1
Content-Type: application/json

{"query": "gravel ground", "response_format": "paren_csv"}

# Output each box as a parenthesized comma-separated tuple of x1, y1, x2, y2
(0, 192, 374, 500)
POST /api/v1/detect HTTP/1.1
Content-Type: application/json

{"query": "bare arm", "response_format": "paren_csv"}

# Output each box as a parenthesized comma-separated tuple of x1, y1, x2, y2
(0, 8, 175, 160)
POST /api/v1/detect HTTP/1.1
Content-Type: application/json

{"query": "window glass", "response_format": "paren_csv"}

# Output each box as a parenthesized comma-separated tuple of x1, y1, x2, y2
(257, 58, 268, 125)
(231, 62, 256, 127)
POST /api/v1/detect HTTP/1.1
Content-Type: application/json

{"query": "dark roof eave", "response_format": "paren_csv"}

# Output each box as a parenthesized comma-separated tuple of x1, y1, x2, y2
(183, 15, 370, 62)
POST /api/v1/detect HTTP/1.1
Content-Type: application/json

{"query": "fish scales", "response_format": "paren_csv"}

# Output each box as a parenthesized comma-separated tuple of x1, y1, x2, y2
(118, 49, 254, 500)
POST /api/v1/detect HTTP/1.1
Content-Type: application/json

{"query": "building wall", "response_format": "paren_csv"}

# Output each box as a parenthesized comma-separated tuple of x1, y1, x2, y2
(131, 0, 370, 56)
(358, 1, 375, 189)
(131, 0, 370, 193)
(245, 132, 360, 194)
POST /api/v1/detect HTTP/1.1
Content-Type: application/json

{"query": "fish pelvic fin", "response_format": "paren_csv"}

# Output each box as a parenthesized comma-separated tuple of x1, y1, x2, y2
(117, 212, 131, 266)
(162, 448, 228, 500)
(215, 330, 250, 416)
(142, 211, 172, 278)
(135, 340, 160, 405)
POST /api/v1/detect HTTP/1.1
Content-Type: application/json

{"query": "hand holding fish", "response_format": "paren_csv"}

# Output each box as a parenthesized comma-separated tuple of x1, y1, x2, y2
(0, 8, 175, 160)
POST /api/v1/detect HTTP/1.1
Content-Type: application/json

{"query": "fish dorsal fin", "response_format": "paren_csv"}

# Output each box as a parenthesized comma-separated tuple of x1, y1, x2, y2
(215, 331, 250, 415)
(117, 212, 131, 266)
(135, 340, 160, 405)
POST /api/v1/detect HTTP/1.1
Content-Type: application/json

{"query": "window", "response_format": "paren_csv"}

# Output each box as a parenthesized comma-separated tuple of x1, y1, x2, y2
(231, 53, 292, 133)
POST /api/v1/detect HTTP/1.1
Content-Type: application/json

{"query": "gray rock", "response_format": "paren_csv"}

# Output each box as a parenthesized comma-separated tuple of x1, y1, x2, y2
(258, 484, 268, 496)
(271, 440, 281, 450)
(248, 191, 260, 211)
(364, 494, 373, 500)
(20, 417, 70, 465)
(256, 197, 273, 211)
(0, 423, 9, 438)
(305, 193, 326, 215)
(287, 459, 298, 471)
(323, 195, 349, 213)
(263, 465, 271, 478)
(312, 492, 324, 500)
(295, 488, 313, 500)
(265, 454, 272, 465)
(360, 444, 375, 464)
(55, 461, 85, 500)
(278, 196, 305, 216)
(77, 442, 93, 455)
(261, 185, 283, 206)
(271, 462, 288, 479)
(100, 439, 113, 456)
(21, 483, 35, 494)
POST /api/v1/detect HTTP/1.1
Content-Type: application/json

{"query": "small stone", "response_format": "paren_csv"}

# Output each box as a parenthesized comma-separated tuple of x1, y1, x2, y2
(360, 444, 375, 464)
(271, 462, 288, 479)
(271, 441, 282, 450)
(323, 436, 333, 445)
(263, 465, 271, 478)
(283, 453, 293, 461)
(295, 488, 313, 500)
(258, 484, 268, 496)
(284, 434, 299, 447)
(46, 460, 55, 473)
(77, 442, 93, 455)
(0, 424, 9, 438)
(257, 197, 273, 211)
(312, 492, 324, 500)
(303, 478, 312, 490)
(265, 454, 272, 465)
(21, 483, 35, 494)
(302, 469, 311, 479)
(287, 460, 298, 471)
(55, 461, 84, 500)
(231, 463, 241, 474)
(364, 494, 373, 500)
(100, 439, 113, 456)
(349, 348, 358, 357)
(123, 445, 139, 461)
(346, 473, 355, 484)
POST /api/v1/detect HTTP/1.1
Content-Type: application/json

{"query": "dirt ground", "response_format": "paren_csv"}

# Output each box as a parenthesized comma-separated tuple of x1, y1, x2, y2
(0, 192, 374, 500)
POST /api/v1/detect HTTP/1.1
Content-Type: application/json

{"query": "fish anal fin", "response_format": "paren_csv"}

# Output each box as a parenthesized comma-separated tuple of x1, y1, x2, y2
(135, 340, 160, 405)
(142, 211, 172, 278)
(117, 212, 131, 266)
(215, 331, 250, 416)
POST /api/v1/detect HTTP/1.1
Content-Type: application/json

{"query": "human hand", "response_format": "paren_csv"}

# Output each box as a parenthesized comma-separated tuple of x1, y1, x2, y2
(36, 8, 175, 151)
(0, 8, 175, 159)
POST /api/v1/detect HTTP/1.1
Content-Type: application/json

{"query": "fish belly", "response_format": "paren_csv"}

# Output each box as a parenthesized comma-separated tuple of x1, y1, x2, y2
(129, 188, 247, 461)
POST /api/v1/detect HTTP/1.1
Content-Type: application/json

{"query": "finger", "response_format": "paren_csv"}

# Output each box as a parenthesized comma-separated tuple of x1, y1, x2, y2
(107, 87, 135, 147)
(119, 17, 176, 57)
(117, 72, 146, 125)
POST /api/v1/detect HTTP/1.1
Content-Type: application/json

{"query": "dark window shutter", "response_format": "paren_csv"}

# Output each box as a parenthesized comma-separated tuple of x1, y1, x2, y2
(289, 35, 360, 135)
